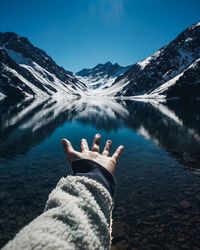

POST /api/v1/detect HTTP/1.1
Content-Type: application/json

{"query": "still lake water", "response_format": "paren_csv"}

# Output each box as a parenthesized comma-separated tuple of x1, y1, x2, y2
(0, 97, 200, 249)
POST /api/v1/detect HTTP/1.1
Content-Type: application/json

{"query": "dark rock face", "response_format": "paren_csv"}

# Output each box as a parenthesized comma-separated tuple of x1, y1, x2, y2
(0, 32, 86, 100)
(167, 59, 200, 99)
(77, 61, 130, 78)
(114, 22, 200, 98)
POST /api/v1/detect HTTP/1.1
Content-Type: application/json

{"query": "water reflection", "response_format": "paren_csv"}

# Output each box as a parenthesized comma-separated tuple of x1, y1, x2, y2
(0, 97, 199, 174)
(1, 97, 200, 249)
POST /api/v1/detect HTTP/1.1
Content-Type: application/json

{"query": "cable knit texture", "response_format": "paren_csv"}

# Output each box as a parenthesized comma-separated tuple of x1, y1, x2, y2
(3, 175, 113, 250)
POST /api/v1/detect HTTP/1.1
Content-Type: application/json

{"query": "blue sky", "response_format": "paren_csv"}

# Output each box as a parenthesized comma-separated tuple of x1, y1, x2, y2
(0, 0, 200, 72)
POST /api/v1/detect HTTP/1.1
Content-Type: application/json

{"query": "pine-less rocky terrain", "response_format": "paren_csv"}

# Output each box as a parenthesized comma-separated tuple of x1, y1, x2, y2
(111, 21, 200, 99)
(1, 21, 200, 100)
(76, 61, 131, 90)
(0, 32, 86, 100)
(76, 21, 200, 99)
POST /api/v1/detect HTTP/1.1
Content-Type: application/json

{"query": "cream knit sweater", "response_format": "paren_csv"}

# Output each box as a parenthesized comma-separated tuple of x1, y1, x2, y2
(3, 174, 113, 250)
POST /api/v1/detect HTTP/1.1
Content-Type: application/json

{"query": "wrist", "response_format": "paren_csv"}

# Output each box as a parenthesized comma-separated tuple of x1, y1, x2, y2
(71, 159, 116, 198)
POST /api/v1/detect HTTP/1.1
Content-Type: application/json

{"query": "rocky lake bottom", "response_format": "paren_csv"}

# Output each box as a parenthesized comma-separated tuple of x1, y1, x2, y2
(0, 97, 200, 249)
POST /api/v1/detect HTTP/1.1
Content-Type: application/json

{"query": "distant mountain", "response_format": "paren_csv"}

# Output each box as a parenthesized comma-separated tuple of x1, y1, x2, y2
(0, 32, 86, 100)
(76, 61, 131, 90)
(97, 21, 200, 99)
(2, 21, 200, 101)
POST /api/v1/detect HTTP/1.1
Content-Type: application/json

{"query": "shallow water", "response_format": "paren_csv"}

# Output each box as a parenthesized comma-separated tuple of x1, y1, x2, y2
(0, 97, 200, 249)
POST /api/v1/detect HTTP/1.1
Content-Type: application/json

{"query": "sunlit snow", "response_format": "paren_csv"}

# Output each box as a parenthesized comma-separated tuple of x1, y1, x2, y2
(137, 49, 163, 70)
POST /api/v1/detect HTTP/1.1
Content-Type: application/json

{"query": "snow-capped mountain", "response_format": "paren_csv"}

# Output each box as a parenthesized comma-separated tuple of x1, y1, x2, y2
(143, 57, 200, 99)
(100, 21, 200, 99)
(76, 61, 131, 90)
(0, 32, 87, 100)
(1, 21, 200, 101)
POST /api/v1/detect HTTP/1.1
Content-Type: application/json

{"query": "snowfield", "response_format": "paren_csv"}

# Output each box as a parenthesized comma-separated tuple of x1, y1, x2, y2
(77, 75, 117, 90)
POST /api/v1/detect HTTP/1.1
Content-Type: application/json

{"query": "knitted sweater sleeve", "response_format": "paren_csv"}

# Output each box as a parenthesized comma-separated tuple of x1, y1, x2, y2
(3, 160, 115, 250)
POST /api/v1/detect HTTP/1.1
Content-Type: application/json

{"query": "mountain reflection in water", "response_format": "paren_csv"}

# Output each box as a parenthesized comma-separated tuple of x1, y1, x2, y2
(0, 97, 199, 174)
(0, 97, 200, 249)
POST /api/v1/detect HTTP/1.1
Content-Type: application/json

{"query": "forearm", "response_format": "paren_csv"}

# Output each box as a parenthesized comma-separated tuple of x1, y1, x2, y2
(3, 160, 115, 250)
(45, 175, 113, 249)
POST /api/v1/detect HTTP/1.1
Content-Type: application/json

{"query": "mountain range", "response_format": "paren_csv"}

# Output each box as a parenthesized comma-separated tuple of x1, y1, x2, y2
(0, 21, 200, 101)
(76, 62, 131, 90)
(0, 32, 86, 101)
(113, 21, 200, 99)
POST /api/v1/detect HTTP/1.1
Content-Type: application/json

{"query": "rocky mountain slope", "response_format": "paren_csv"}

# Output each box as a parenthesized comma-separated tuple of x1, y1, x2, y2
(109, 21, 200, 98)
(0, 32, 87, 100)
(166, 58, 200, 98)
(1, 21, 200, 101)
(115, 23, 200, 97)
(76, 61, 130, 90)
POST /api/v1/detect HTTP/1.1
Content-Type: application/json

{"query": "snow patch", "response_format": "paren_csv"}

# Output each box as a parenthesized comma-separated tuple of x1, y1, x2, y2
(185, 37, 193, 43)
(3, 47, 30, 65)
(21, 62, 87, 97)
(84, 77, 130, 97)
(149, 58, 200, 96)
(77, 75, 117, 90)
(1, 46, 86, 98)
(137, 49, 163, 70)
(4, 66, 48, 97)
(190, 22, 200, 29)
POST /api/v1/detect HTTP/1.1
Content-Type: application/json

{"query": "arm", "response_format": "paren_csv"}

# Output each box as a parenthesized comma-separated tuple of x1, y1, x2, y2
(3, 134, 124, 250)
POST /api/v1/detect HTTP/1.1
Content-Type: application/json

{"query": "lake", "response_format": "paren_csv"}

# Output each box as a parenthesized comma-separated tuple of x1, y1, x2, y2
(0, 97, 200, 249)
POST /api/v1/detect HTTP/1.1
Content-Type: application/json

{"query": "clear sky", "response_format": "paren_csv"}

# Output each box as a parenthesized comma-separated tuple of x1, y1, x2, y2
(0, 0, 200, 72)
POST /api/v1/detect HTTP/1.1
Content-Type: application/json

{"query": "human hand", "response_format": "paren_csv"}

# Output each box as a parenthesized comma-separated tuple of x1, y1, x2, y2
(61, 134, 124, 175)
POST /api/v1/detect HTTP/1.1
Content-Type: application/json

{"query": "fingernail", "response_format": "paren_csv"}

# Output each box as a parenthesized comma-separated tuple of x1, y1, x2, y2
(96, 133, 101, 137)
(61, 138, 66, 144)
(61, 139, 70, 146)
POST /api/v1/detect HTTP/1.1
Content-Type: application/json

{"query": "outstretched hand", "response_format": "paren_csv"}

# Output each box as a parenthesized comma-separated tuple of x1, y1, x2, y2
(61, 134, 124, 175)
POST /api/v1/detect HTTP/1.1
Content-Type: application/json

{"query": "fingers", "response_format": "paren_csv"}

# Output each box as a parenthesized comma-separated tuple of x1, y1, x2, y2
(61, 138, 82, 163)
(92, 134, 101, 152)
(81, 138, 89, 152)
(112, 145, 124, 161)
(61, 138, 74, 154)
(102, 140, 112, 156)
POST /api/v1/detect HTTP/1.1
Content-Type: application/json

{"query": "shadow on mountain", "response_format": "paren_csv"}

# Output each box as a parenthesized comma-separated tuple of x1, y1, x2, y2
(0, 97, 199, 175)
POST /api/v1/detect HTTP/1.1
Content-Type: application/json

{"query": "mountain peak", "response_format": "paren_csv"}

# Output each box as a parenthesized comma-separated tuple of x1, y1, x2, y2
(0, 32, 86, 100)
(104, 61, 113, 66)
(0, 32, 30, 46)
(76, 62, 131, 89)
(113, 20, 200, 98)
(190, 21, 200, 29)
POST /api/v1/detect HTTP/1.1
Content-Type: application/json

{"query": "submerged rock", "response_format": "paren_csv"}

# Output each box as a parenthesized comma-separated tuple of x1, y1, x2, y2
(179, 200, 191, 209)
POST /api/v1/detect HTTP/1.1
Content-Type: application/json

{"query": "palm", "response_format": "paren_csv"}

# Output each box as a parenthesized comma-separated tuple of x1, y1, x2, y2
(61, 134, 124, 175)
